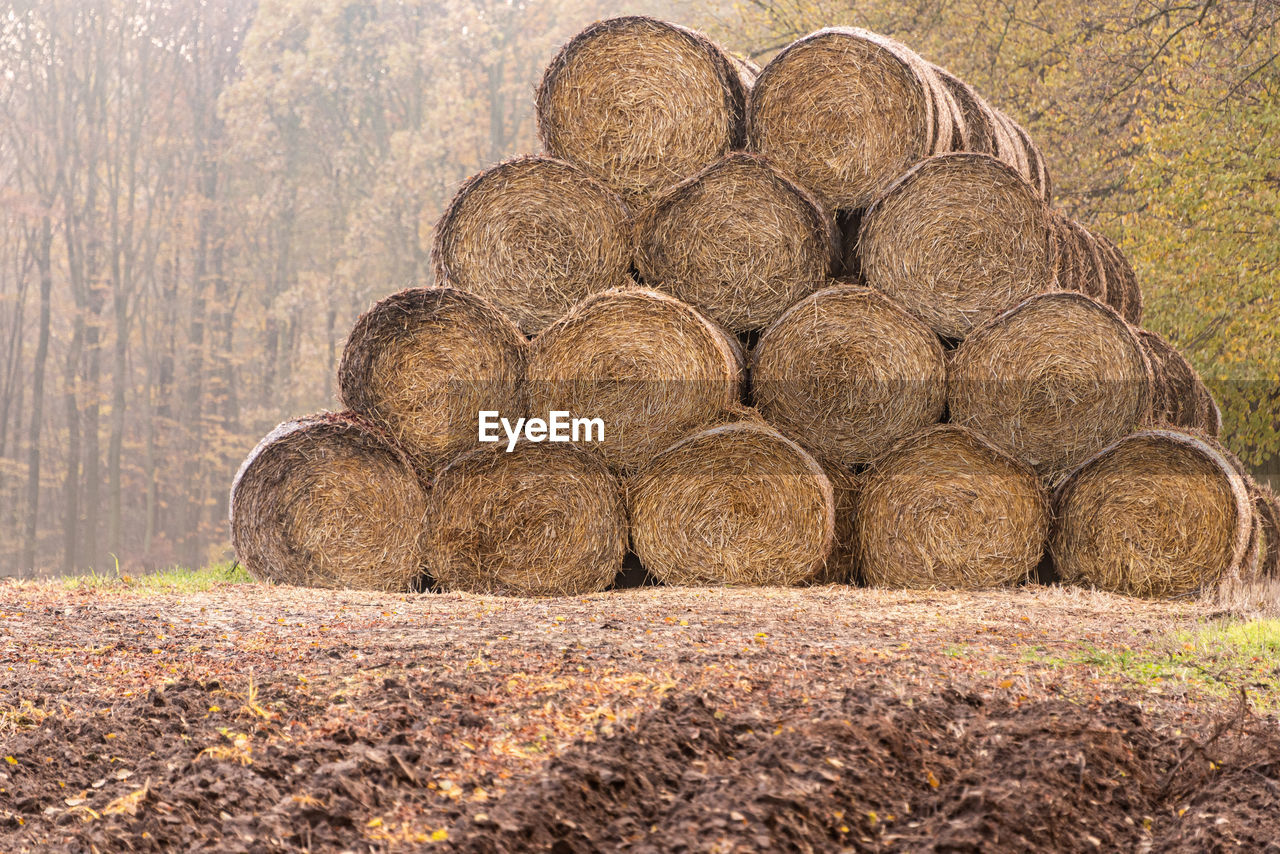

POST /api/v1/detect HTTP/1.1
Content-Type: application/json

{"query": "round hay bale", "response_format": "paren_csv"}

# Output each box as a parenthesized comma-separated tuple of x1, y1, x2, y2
(229, 412, 427, 591)
(1136, 330, 1220, 437)
(1054, 217, 1108, 302)
(1050, 215, 1086, 294)
(628, 418, 836, 586)
(431, 156, 632, 334)
(933, 65, 994, 155)
(339, 287, 527, 478)
(751, 284, 946, 466)
(1011, 121, 1052, 202)
(528, 287, 743, 472)
(1250, 479, 1280, 578)
(536, 16, 752, 201)
(1051, 429, 1254, 598)
(1093, 231, 1143, 325)
(747, 27, 954, 210)
(632, 153, 838, 333)
(989, 109, 1030, 184)
(855, 424, 1049, 589)
(858, 153, 1056, 340)
(949, 292, 1152, 480)
(423, 441, 626, 596)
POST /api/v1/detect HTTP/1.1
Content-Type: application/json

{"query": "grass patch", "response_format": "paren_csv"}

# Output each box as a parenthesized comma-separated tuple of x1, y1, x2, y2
(57, 561, 256, 593)
(1074, 618, 1280, 710)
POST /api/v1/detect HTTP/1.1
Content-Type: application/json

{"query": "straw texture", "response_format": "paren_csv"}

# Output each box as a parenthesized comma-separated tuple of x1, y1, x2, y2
(859, 153, 1056, 340)
(423, 441, 627, 597)
(632, 152, 838, 333)
(528, 287, 743, 472)
(948, 292, 1152, 481)
(432, 156, 632, 334)
(1137, 329, 1221, 437)
(855, 425, 1049, 589)
(1051, 429, 1254, 598)
(339, 287, 527, 479)
(751, 283, 946, 466)
(537, 16, 752, 201)
(747, 27, 953, 210)
(628, 417, 836, 586)
(230, 412, 427, 591)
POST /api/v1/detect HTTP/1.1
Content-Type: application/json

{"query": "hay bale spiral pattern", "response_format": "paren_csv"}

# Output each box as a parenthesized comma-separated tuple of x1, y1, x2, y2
(536, 16, 753, 201)
(528, 287, 743, 473)
(423, 442, 627, 596)
(751, 283, 946, 467)
(230, 413, 427, 591)
(747, 27, 954, 211)
(948, 292, 1152, 481)
(339, 287, 527, 479)
(628, 418, 836, 586)
(633, 152, 838, 333)
(855, 425, 1049, 589)
(431, 156, 632, 334)
(1051, 429, 1254, 598)
(859, 153, 1056, 340)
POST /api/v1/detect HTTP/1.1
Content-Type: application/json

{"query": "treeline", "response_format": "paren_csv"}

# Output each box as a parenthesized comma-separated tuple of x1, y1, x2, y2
(1, 0, 1276, 574)
(0, 0, 623, 573)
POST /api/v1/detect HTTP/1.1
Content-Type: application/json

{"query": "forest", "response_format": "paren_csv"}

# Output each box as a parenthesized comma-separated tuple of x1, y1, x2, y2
(0, 0, 1276, 574)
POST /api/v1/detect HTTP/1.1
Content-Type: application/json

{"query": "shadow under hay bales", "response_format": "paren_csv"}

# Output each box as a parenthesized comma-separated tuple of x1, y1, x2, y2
(609, 552, 664, 590)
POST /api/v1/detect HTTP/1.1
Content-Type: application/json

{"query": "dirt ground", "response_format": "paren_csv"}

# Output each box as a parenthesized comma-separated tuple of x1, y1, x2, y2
(2, 582, 1279, 852)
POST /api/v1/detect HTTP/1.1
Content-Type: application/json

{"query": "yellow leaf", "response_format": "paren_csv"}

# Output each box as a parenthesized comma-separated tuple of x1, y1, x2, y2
(431, 828, 449, 841)
(4, 756, 16, 765)
(103, 781, 150, 817)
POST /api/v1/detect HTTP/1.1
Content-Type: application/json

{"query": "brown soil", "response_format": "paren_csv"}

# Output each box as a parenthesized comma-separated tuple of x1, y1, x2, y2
(2, 583, 1278, 852)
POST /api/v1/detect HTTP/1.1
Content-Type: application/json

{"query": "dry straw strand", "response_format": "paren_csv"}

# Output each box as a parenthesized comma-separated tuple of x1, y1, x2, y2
(536, 16, 752, 201)
(229, 412, 427, 591)
(855, 424, 1049, 589)
(423, 441, 627, 597)
(1051, 429, 1254, 598)
(431, 156, 632, 335)
(948, 291, 1152, 481)
(632, 152, 838, 333)
(528, 287, 743, 473)
(751, 283, 946, 467)
(628, 417, 836, 587)
(858, 152, 1056, 340)
(747, 27, 951, 211)
(339, 287, 527, 480)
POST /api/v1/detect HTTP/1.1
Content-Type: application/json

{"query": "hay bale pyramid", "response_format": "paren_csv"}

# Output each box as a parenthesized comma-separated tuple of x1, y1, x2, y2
(231, 15, 1272, 598)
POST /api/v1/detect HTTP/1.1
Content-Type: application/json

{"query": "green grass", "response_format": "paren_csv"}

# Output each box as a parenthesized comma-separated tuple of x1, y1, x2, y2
(1074, 618, 1280, 710)
(57, 561, 256, 593)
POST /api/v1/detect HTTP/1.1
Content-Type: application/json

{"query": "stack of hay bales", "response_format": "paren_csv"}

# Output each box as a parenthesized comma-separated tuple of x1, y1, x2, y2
(231, 15, 1270, 599)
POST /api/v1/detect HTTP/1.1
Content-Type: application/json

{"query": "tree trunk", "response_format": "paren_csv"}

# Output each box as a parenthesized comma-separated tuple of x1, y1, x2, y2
(21, 217, 54, 572)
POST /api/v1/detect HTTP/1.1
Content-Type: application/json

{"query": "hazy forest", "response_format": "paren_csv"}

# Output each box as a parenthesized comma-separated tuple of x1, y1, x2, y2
(0, 0, 1276, 575)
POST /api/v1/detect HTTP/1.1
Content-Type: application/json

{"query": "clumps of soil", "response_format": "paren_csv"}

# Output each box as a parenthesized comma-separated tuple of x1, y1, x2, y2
(4, 678, 1278, 852)
(455, 691, 1280, 854)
